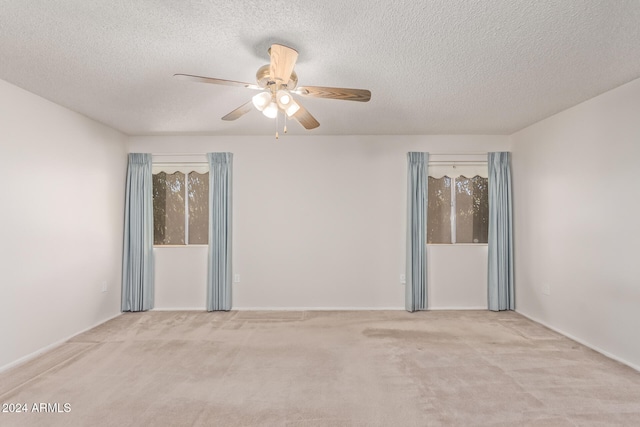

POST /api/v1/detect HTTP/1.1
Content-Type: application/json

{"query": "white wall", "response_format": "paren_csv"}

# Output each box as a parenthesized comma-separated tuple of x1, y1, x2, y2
(129, 135, 508, 310)
(154, 246, 207, 309)
(512, 77, 640, 370)
(0, 79, 127, 370)
(428, 245, 488, 309)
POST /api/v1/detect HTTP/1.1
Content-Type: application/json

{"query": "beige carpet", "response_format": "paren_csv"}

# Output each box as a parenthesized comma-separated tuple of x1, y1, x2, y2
(1, 311, 639, 426)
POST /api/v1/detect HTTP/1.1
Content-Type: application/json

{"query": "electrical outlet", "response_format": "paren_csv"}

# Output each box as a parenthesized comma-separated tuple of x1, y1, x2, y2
(101, 281, 108, 293)
(234, 274, 240, 283)
(542, 284, 550, 296)
(400, 274, 406, 284)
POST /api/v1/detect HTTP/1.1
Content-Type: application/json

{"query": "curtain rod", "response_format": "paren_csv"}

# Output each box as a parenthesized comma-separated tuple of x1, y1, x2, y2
(429, 160, 487, 163)
(152, 153, 207, 156)
(428, 152, 488, 156)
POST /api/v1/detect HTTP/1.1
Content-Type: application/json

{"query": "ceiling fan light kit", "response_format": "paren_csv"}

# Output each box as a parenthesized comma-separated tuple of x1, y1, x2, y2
(276, 90, 291, 107)
(285, 101, 300, 117)
(251, 92, 271, 112)
(263, 101, 279, 119)
(175, 44, 371, 136)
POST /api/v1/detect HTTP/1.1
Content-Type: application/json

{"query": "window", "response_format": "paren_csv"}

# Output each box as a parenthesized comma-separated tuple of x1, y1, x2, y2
(427, 163, 488, 244)
(153, 169, 209, 245)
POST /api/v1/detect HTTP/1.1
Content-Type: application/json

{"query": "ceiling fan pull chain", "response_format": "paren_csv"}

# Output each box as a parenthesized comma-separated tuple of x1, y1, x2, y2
(275, 111, 279, 139)
(284, 113, 288, 134)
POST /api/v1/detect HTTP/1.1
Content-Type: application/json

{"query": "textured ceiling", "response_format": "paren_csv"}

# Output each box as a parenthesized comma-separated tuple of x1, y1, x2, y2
(1, 0, 640, 136)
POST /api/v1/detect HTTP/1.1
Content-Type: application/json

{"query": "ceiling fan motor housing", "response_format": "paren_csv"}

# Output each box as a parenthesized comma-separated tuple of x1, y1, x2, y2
(256, 64, 298, 90)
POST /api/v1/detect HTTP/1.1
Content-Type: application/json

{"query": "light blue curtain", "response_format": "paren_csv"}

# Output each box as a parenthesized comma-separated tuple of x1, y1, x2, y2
(488, 152, 514, 311)
(122, 153, 154, 312)
(207, 153, 233, 311)
(406, 152, 429, 312)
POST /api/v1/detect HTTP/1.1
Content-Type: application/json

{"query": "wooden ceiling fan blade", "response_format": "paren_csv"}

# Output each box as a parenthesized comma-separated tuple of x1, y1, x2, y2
(292, 102, 320, 130)
(294, 86, 371, 102)
(174, 74, 260, 90)
(269, 44, 298, 84)
(221, 100, 254, 121)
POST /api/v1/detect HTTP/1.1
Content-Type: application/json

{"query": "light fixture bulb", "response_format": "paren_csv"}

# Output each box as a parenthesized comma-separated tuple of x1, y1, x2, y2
(276, 90, 293, 110)
(285, 100, 300, 117)
(252, 92, 271, 111)
(262, 101, 278, 119)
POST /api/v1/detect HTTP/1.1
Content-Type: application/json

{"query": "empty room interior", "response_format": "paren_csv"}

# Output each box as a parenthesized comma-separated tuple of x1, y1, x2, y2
(1, 1, 640, 425)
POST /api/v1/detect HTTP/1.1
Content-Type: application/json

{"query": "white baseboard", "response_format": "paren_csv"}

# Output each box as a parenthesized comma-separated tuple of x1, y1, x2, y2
(151, 307, 206, 311)
(516, 310, 640, 373)
(0, 312, 122, 374)
(428, 306, 487, 310)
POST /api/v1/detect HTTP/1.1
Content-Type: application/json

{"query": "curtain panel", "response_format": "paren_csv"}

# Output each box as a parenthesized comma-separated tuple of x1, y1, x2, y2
(122, 153, 154, 312)
(488, 152, 514, 311)
(207, 153, 233, 311)
(406, 152, 429, 312)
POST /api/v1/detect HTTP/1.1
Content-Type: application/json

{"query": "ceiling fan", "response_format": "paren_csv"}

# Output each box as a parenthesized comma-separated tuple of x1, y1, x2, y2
(174, 44, 371, 135)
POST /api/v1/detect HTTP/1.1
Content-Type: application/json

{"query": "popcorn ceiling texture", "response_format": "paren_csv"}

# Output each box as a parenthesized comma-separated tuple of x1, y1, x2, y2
(1, 0, 639, 135)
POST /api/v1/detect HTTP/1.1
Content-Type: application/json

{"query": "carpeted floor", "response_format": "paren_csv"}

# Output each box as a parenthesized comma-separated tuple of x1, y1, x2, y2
(1, 310, 639, 426)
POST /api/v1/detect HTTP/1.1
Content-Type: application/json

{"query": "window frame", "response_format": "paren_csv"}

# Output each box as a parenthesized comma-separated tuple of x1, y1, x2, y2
(152, 162, 209, 247)
(427, 160, 489, 246)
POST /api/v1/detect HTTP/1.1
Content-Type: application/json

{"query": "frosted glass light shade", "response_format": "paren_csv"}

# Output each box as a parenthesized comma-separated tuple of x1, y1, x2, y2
(276, 90, 294, 111)
(276, 90, 291, 105)
(285, 100, 300, 117)
(252, 92, 271, 111)
(262, 101, 278, 118)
